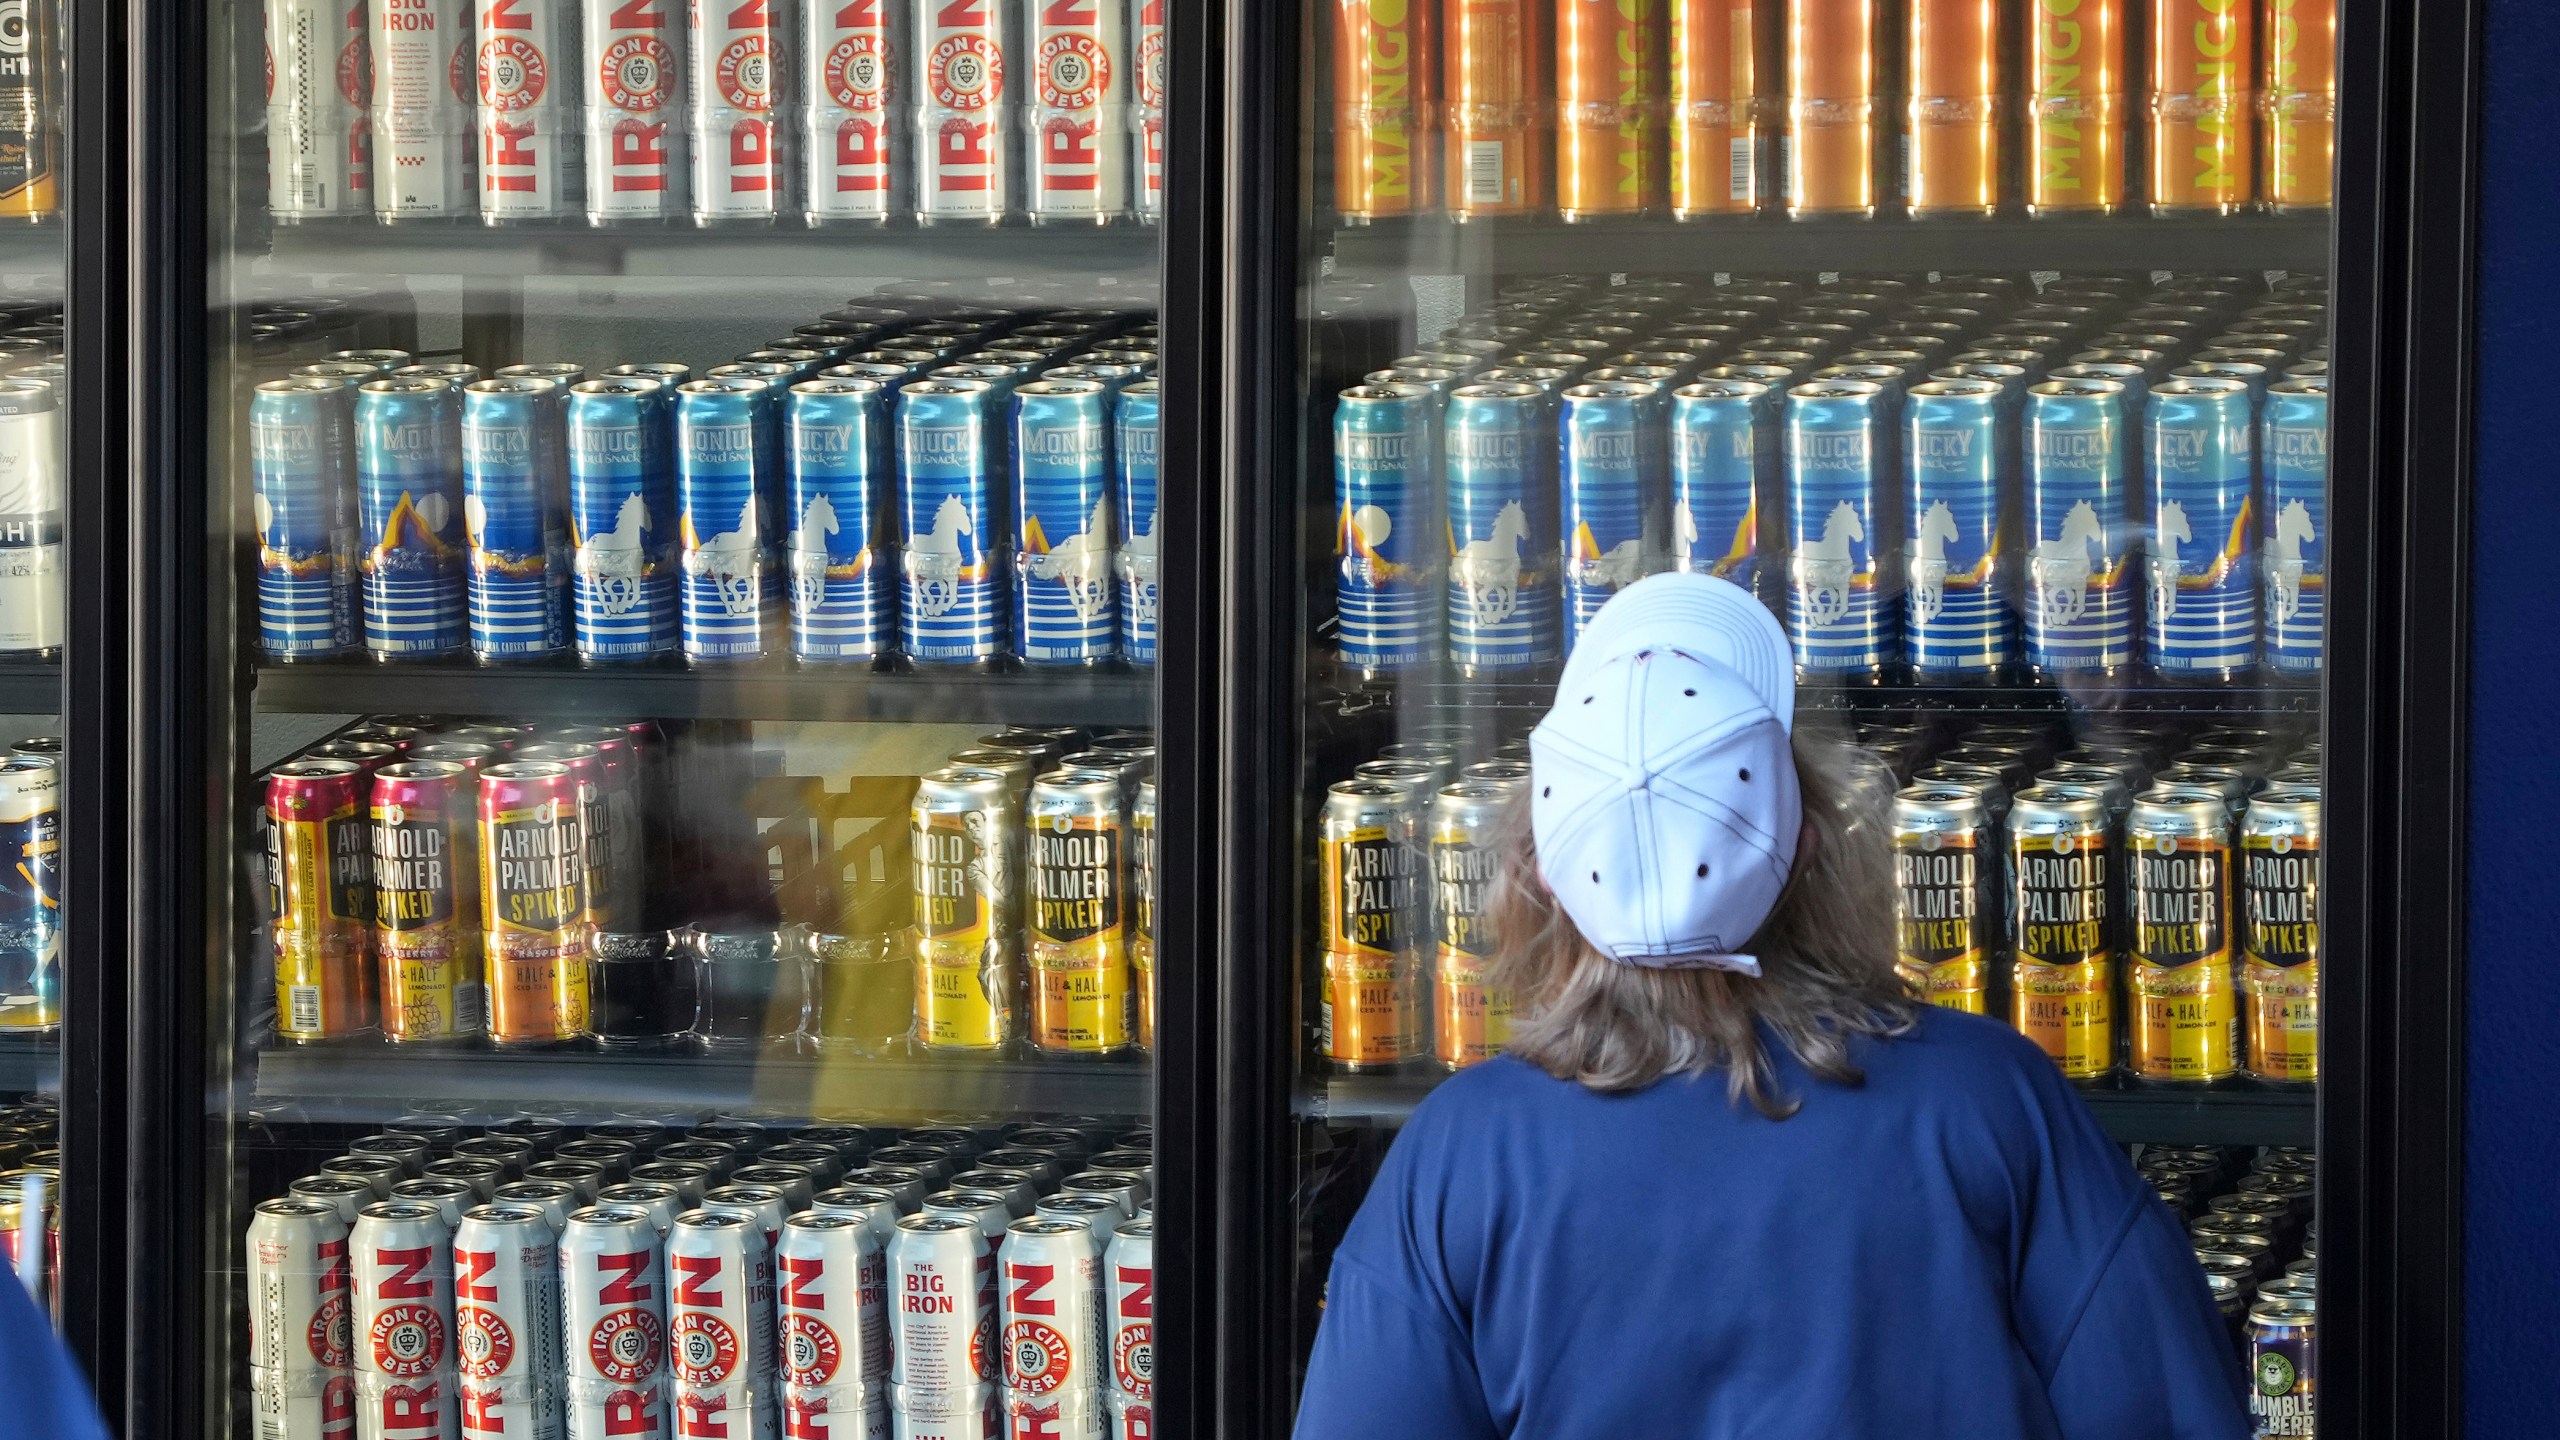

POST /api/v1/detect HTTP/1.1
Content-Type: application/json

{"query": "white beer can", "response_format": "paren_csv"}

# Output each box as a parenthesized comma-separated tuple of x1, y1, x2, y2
(583, 0, 688, 220)
(1021, 0, 1128, 223)
(777, 1211, 892, 1435)
(689, 0, 787, 222)
(0, 379, 63, 653)
(997, 1217, 1105, 1440)
(910, 0, 1009, 223)
(267, 0, 375, 220)
(476, 0, 581, 221)
(370, 0, 477, 218)
(668, 1210, 779, 1440)
(1103, 1216, 1151, 1427)
(350, 1200, 462, 1440)
(559, 1204, 670, 1440)
(1131, 0, 1161, 221)
(248, 1197, 359, 1440)
(452, 1203, 567, 1440)
(802, 0, 904, 222)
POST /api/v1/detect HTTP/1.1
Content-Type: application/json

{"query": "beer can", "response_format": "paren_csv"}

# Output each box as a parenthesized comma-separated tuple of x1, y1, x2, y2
(2241, 785, 2319, 1084)
(425, 1158, 507, 1204)
(778, 1212, 892, 1440)
(914, 0, 1015, 224)
(2023, 377, 2135, 675)
(2148, 0, 2254, 214)
(1444, 0, 1546, 219)
(784, 376, 894, 660)
(803, 0, 903, 224)
(248, 1198, 359, 1440)
(0, 380, 57, 655)
(1785, 0, 1882, 217)
(688, 0, 784, 224)
(462, 377, 568, 660)
(673, 377, 772, 661)
(566, 377, 678, 662)
(1129, 777, 1157, 1053)
(1906, 0, 2001, 217)
(890, 1213, 997, 1405)
(1560, 380, 1664, 649)
(809, 1185, 903, 1238)
(1114, 379, 1159, 666)
(913, 765, 1019, 1053)
(1334, 384, 1440, 676)
(2126, 787, 2238, 1083)
(1430, 782, 1513, 1069)
(1784, 379, 1896, 677)
(0, 0, 59, 223)
(596, 1182, 683, 1238)
(351, 1201, 460, 1440)
(1444, 382, 1559, 677)
(268, 0, 374, 220)
(2025, 0, 2127, 215)
(355, 377, 469, 659)
(1670, 379, 1772, 593)
(1024, 0, 1132, 223)
(2260, 376, 2325, 674)
(898, 378, 1007, 664)
(1903, 378, 2013, 678)
(322, 1153, 411, 1202)
(0, 757, 55, 1031)
(372, 760, 483, 1042)
(1101, 1216, 1150, 1432)
(584, 0, 687, 223)
(270, 759, 379, 1041)
(1556, 0, 1665, 220)
(1893, 785, 1997, 1014)
(371, 0, 476, 219)
(1332, 0, 1437, 221)
(451, 1203, 567, 1440)
(1013, 378, 1118, 664)
(560, 1205, 670, 1440)
(2262, 0, 2334, 212)
(1025, 771, 1132, 1056)
(255, 377, 362, 659)
(2144, 376, 2258, 679)
(666, 1210, 776, 1436)
(1132, 0, 1165, 220)
(477, 760, 592, 1046)
(475, 0, 579, 221)
(1318, 779, 1423, 1071)
(2008, 785, 2114, 1080)
(629, 1163, 717, 1210)
(998, 1217, 1104, 1430)
(1670, 0, 1765, 218)
(2245, 1299, 2317, 1433)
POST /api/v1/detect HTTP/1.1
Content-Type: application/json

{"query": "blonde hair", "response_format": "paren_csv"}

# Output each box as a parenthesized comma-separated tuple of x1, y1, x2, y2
(1486, 728, 1916, 1116)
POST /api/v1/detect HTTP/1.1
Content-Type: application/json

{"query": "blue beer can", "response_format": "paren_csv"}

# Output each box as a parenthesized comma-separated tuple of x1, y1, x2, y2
(0, 756, 58, 1030)
(2260, 376, 2329, 675)
(785, 377, 894, 663)
(1044, 360, 1147, 398)
(328, 348, 414, 374)
(1012, 378, 1120, 666)
(566, 377, 677, 663)
(460, 378, 566, 661)
(251, 377, 359, 659)
(2169, 360, 2271, 410)
(1903, 379, 2014, 678)
(1560, 381, 1663, 653)
(1116, 379, 1161, 666)
(1334, 384, 1439, 675)
(823, 361, 915, 394)
(391, 362, 482, 389)
(675, 378, 773, 663)
(1444, 381, 1559, 678)
(1783, 380, 1899, 677)
(897, 378, 1008, 665)
(602, 361, 693, 390)
(1670, 380, 1772, 594)
(702, 362, 794, 592)
(2023, 377, 2137, 675)
(353, 377, 466, 659)
(2144, 376, 2259, 678)
(737, 348, 829, 384)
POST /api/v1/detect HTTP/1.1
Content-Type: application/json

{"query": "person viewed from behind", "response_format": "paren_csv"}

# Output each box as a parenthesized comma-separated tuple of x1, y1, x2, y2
(0, 1255, 110, 1440)
(1295, 573, 2249, 1440)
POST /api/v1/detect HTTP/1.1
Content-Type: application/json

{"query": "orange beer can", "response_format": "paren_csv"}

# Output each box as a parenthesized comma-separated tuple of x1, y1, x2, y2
(1556, 0, 1669, 220)
(1336, 0, 1443, 220)
(1906, 0, 2003, 217)
(1319, 779, 1425, 1071)
(1445, 0, 1550, 218)
(1670, 0, 1766, 217)
(2148, 0, 2255, 214)
(1786, 0, 1885, 217)
(2260, 0, 2334, 212)
(2025, 0, 2130, 215)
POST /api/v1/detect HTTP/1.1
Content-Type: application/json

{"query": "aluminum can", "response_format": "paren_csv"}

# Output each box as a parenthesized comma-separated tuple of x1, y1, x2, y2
(1333, 384, 1439, 675)
(1113, 379, 1159, 664)
(1430, 781, 1514, 1068)
(1560, 380, 1663, 649)
(1100, 1216, 1149, 1436)
(1443, 381, 1558, 676)
(913, 765, 1018, 1052)
(475, 0, 579, 221)
(1669, 0, 1765, 217)
(561, 1206, 671, 1440)
(2240, 784, 2319, 1084)
(0, 0, 56, 221)
(1318, 779, 1422, 1071)
(2260, 376, 2325, 674)
(1556, 0, 1665, 220)
(2144, 376, 2257, 678)
(1129, 0, 1166, 220)
(674, 377, 772, 660)
(1669, 379, 1771, 592)
(2127, 786, 2238, 1083)
(802, 0, 903, 223)
(371, 0, 476, 219)
(255, 377, 362, 658)
(689, 0, 784, 223)
(2245, 1299, 2317, 1435)
(2024, 377, 2135, 675)
(898, 378, 1007, 663)
(596, 1183, 683, 1237)
(666, 1210, 777, 1438)
(491, 1182, 579, 1235)
(399, 362, 487, 390)
(352, 1201, 460, 1440)
(270, 759, 379, 1041)
(356, 377, 470, 659)
(268, 0, 375, 219)
(784, 376, 894, 660)
(2026, 0, 2127, 215)
(511, 742, 625, 930)
(778, 1212, 892, 1440)
(1906, 0, 2001, 217)
(1444, 0, 1545, 219)
(565, 377, 677, 661)
(914, 0, 1015, 223)
(452, 1204, 567, 1440)
(890, 1213, 997, 1406)
(1902, 377, 2010, 676)
(583, 0, 687, 222)
(1331, 0, 1437, 220)
(327, 1154, 414, 1201)
(1013, 378, 1117, 664)
(478, 760, 593, 1046)
(462, 377, 567, 660)
(0, 757, 54, 1032)
(1130, 777, 1157, 1052)
(1893, 785, 1996, 1014)
(2008, 785, 2114, 1079)
(372, 760, 484, 1042)
(602, 360, 691, 389)
(249, 1198, 359, 1440)
(0, 379, 57, 655)
(1784, 379, 1896, 676)
(2148, 0, 2254, 214)
(296, 1174, 388, 1228)
(998, 1217, 1104, 1436)
(629, 1163, 716, 1208)
(2262, 0, 2334, 212)
(1784, 0, 1881, 217)
(1023, 0, 1132, 223)
(428, 1158, 507, 1203)
(1023, 771, 1130, 1055)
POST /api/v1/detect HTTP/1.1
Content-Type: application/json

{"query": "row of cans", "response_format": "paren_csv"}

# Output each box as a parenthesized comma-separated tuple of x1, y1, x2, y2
(263, 0, 1168, 227)
(251, 1113, 1155, 1440)
(250, 301, 1162, 669)
(0, 740, 58, 1035)
(1333, 0, 2335, 222)
(2145, 1145, 2319, 1435)
(1333, 267, 2329, 682)
(1879, 715, 2321, 1085)
(0, 304, 69, 656)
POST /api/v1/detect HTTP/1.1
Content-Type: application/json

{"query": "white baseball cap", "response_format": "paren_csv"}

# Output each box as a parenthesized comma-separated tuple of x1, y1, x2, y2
(1530, 574, 1800, 974)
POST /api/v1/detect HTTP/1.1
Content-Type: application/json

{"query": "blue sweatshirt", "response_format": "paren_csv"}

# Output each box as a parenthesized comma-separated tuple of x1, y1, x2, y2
(0, 1269, 107, 1440)
(1295, 1007, 2251, 1440)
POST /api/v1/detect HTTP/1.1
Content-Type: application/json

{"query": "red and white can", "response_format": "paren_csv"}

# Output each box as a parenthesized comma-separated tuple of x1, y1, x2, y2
(802, 0, 905, 223)
(1055, 1173, 1139, 1222)
(1102, 1216, 1150, 1437)
(248, 1197, 359, 1440)
(698, 1182, 789, 1296)
(369, 0, 477, 219)
(1021, 0, 1129, 224)
(777, 1212, 892, 1440)
(267, 0, 375, 220)
(808, 1185, 904, 1249)
(1132, 0, 1163, 222)
(595, 1181, 683, 1238)
(582, 0, 689, 221)
(886, 1392, 996, 1440)
(997, 1217, 1103, 1439)
(912, 0, 1011, 224)
(559, 1204, 670, 1440)
(667, 1210, 778, 1438)
(350, 1200, 460, 1440)
(889, 1214, 993, 1407)
(688, 0, 787, 223)
(451, 1203, 566, 1440)
(476, 0, 580, 221)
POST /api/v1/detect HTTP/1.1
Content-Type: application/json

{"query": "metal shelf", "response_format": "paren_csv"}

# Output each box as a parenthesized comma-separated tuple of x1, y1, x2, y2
(0, 659, 57, 715)
(1326, 213, 2333, 276)
(253, 659, 1152, 726)
(1330, 673, 2320, 721)
(256, 220, 1161, 280)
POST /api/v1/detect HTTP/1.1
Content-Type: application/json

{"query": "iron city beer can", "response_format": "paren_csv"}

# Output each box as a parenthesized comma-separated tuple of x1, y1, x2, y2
(667, 1209, 777, 1438)
(267, 0, 375, 219)
(270, 758, 380, 1042)
(371, 0, 476, 219)
(1319, 778, 1423, 1072)
(584, 0, 687, 222)
(689, 0, 785, 224)
(477, 760, 593, 1046)
(476, 0, 579, 220)
(889, 1213, 998, 1425)
(914, 0, 1014, 225)
(777, 1211, 892, 1439)
(1133, 0, 1165, 221)
(998, 1216, 1104, 1438)
(0, 755, 57, 1032)
(803, 0, 904, 223)
(2008, 784, 2115, 1079)
(248, 1197, 359, 1440)
(451, 1203, 567, 1440)
(1025, 771, 1132, 1057)
(1103, 1215, 1150, 1440)
(912, 764, 1019, 1053)
(1893, 784, 1997, 1015)
(1024, 0, 1133, 224)
(560, 1205, 671, 1440)
(2241, 783, 2319, 1085)
(372, 760, 485, 1043)
(1431, 781, 1514, 1068)
(351, 1200, 460, 1440)
(2126, 784, 2240, 1083)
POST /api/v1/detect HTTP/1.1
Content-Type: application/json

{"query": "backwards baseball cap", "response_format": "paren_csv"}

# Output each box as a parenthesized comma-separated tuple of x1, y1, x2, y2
(1530, 574, 1800, 975)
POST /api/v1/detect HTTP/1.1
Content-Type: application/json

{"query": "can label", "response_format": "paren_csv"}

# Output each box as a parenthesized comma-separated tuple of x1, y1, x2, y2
(1134, 0, 1166, 216)
(0, 782, 59, 1030)
(481, 796, 592, 1042)
(1027, 813, 1132, 1053)
(899, 412, 1005, 662)
(1114, 395, 1159, 663)
(913, 807, 1011, 1050)
(1563, 403, 1655, 649)
(372, 0, 475, 217)
(357, 394, 468, 659)
(267, 0, 373, 217)
(570, 403, 678, 659)
(2249, 1313, 2317, 1437)
(1321, 948, 1419, 1069)
(1015, 404, 1119, 663)
(1331, 0, 1434, 219)
(587, 0, 685, 219)
(254, 393, 360, 658)
(373, 793, 481, 1041)
(1432, 825, 1510, 1066)
(2261, 409, 2326, 673)
(2011, 832, 2111, 1077)
(0, 0, 60, 220)
(1895, 828, 1988, 1015)
(2243, 831, 2319, 1082)
(477, 0, 573, 219)
(2129, 830, 2236, 1081)
(1786, 414, 1895, 671)
(273, 802, 375, 1040)
(1335, 397, 1437, 671)
(0, 403, 63, 653)
(806, 0, 896, 219)
(2147, 402, 2259, 673)
(1446, 408, 1559, 673)
(1443, 0, 1540, 216)
(1672, 393, 1764, 589)
(691, 0, 782, 220)
(2026, 0, 2125, 212)
(1321, 821, 1413, 957)
(2148, 0, 2253, 211)
(462, 399, 563, 658)
(917, 0, 1010, 220)
(1026, 0, 1131, 219)
(2025, 421, 2135, 671)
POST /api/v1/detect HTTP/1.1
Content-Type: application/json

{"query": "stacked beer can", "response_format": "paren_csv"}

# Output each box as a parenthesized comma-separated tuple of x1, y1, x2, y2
(2140, 1143, 2319, 1434)
(0, 1095, 61, 1311)
(249, 286, 1163, 671)
(264, 0, 1168, 228)
(0, 736, 60, 1039)
(249, 1109, 1156, 1440)
(0, 290, 68, 664)
(1331, 268, 2329, 687)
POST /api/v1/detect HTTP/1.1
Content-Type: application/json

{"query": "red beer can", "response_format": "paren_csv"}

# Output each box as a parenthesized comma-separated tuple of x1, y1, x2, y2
(350, 1200, 459, 1440)
(247, 1197, 357, 1440)
(269, 759, 378, 1043)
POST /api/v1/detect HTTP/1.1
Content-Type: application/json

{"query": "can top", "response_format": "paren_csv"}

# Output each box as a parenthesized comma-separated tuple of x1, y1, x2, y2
(1449, 381, 1542, 402)
(1116, 1213, 1153, 1238)
(605, 361, 691, 379)
(896, 1212, 980, 1235)
(571, 375, 664, 397)
(375, 759, 466, 782)
(2269, 376, 2330, 398)
(270, 757, 364, 780)
(466, 376, 559, 396)
(457, 1202, 551, 1229)
(2030, 376, 2127, 399)
(254, 1196, 343, 1219)
(293, 361, 385, 384)
(1562, 379, 1661, 401)
(1016, 377, 1106, 398)
(1907, 378, 2004, 401)
(673, 1207, 757, 1233)
(786, 1211, 868, 1234)
(2010, 785, 2108, 825)
(356, 1199, 445, 1224)
(1008, 1216, 1097, 1239)
(1784, 379, 1884, 401)
(255, 376, 354, 397)
(2155, 374, 2255, 397)
(899, 378, 993, 399)
(680, 376, 770, 396)
(356, 375, 451, 397)
(791, 375, 885, 398)
(1894, 785, 1989, 823)
(482, 759, 570, 781)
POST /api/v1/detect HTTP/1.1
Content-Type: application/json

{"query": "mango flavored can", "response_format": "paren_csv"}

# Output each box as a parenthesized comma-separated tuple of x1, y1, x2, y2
(2147, 0, 2256, 215)
(1444, 0, 1548, 218)
(1334, 0, 1441, 220)
(1557, 0, 1669, 220)
(2025, 0, 2129, 216)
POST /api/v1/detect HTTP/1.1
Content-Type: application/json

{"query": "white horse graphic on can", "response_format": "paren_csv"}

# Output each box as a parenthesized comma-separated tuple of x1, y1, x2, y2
(1025, 496, 1116, 622)
(1452, 501, 1532, 623)
(788, 494, 840, 615)
(2264, 499, 2316, 621)
(1793, 501, 1865, 626)
(2029, 500, 2107, 625)
(2148, 499, 2193, 623)
(685, 496, 761, 616)
(579, 492, 652, 616)
(1119, 504, 1158, 632)
(907, 495, 976, 618)
(1908, 500, 1961, 622)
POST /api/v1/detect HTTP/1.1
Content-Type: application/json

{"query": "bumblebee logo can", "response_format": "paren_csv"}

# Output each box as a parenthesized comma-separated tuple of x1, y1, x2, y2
(2242, 785, 2321, 1084)
(370, 760, 482, 1044)
(477, 760, 592, 1046)
(2008, 786, 2113, 1079)
(2246, 1300, 2317, 1436)
(1026, 772, 1132, 1055)
(1431, 782, 1513, 1069)
(1893, 785, 1994, 1015)
(912, 765, 1019, 1052)
(269, 758, 378, 1042)
(0, 756, 57, 1031)
(2128, 787, 2239, 1083)
(1319, 779, 1422, 1071)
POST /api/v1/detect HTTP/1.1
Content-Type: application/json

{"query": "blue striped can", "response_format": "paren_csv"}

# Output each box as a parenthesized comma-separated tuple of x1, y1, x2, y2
(460, 378, 567, 661)
(1902, 379, 2013, 678)
(2144, 376, 2259, 678)
(1115, 379, 1161, 666)
(1044, 360, 1146, 398)
(897, 378, 1008, 664)
(2260, 377, 2328, 675)
(1784, 381, 1898, 677)
(1012, 378, 1119, 666)
(1559, 381, 1662, 653)
(675, 378, 773, 662)
(1444, 381, 1559, 678)
(738, 348, 829, 383)
(702, 362, 793, 600)
(2023, 377, 2137, 676)
(823, 361, 915, 394)
(353, 377, 466, 659)
(785, 377, 895, 662)
(1333, 384, 1438, 675)
(602, 361, 694, 390)
(2169, 360, 2271, 410)
(251, 377, 359, 659)
(1670, 380, 1772, 593)
(566, 377, 678, 663)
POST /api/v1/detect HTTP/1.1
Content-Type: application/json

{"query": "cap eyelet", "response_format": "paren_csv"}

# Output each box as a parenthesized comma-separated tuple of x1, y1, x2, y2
(1590, 871, 1600, 884)
(1696, 864, 1709, 878)
(1541, 786, 1551, 797)
(1738, 768, 1751, 781)
(1683, 688, 1695, 697)
(1582, 695, 1593, 705)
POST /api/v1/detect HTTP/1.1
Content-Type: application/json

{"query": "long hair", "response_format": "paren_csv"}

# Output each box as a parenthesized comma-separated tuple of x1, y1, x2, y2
(1485, 728, 1916, 1117)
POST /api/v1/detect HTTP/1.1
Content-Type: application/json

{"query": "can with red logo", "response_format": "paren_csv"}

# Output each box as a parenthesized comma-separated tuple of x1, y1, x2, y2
(582, 0, 689, 222)
(351, 1200, 459, 1440)
(890, 1213, 995, 1426)
(477, 760, 592, 1047)
(451, 1202, 565, 1440)
(1132, 0, 1165, 222)
(914, 0, 1014, 224)
(476, 0, 580, 220)
(803, 0, 905, 223)
(998, 1216, 1104, 1440)
(1103, 1215, 1150, 1440)
(667, 1210, 776, 1436)
(266, 0, 375, 220)
(514, 741, 628, 930)
(1024, 0, 1131, 224)
(247, 1197, 358, 1440)
(372, 760, 483, 1044)
(778, 1211, 891, 1439)
(560, 1205, 670, 1440)
(371, 0, 476, 219)
(689, 0, 786, 223)
(269, 758, 379, 1043)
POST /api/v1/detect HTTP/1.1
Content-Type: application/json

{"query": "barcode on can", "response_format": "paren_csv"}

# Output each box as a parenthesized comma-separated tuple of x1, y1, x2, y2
(456, 983, 486, 1034)
(1778, 134, 1793, 202)
(259, 1421, 287, 1440)
(1729, 137, 1754, 201)
(288, 985, 322, 1032)
(1464, 141, 1506, 204)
